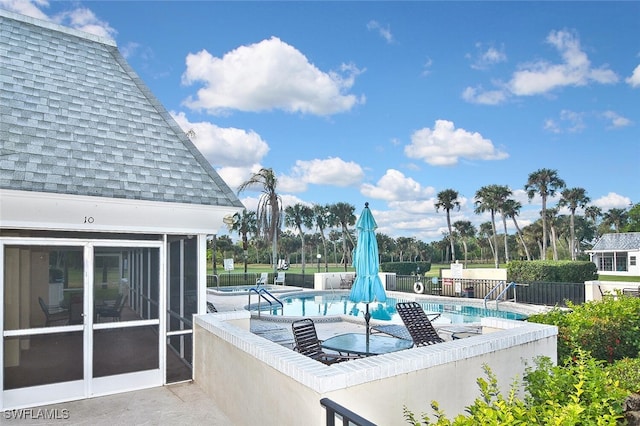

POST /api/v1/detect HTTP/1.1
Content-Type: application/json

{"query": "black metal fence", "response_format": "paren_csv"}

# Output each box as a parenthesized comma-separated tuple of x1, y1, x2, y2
(207, 272, 315, 288)
(392, 276, 585, 307)
(207, 274, 585, 307)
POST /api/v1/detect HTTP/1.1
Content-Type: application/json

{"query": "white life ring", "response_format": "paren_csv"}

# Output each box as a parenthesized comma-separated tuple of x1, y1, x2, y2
(413, 281, 424, 294)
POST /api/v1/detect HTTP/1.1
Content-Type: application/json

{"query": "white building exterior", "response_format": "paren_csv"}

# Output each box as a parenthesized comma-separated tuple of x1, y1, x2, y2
(0, 10, 243, 410)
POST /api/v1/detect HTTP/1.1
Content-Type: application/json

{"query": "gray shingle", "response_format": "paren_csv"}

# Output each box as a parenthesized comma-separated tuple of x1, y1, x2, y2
(590, 233, 640, 251)
(1, 9, 243, 209)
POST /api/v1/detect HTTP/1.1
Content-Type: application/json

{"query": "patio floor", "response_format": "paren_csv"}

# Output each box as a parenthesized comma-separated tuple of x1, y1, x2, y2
(1, 382, 232, 425)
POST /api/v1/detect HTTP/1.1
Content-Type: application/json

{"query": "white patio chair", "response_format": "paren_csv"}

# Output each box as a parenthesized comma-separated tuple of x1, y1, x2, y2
(274, 272, 285, 285)
(256, 273, 268, 286)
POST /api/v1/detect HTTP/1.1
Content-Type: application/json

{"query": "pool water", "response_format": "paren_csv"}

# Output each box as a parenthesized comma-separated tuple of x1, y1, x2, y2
(265, 292, 527, 324)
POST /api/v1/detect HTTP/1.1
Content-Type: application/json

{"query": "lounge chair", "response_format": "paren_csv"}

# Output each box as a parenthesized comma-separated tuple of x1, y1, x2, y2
(622, 286, 640, 297)
(38, 296, 69, 326)
(396, 302, 445, 346)
(274, 272, 285, 285)
(207, 302, 217, 313)
(291, 319, 356, 365)
(256, 273, 268, 286)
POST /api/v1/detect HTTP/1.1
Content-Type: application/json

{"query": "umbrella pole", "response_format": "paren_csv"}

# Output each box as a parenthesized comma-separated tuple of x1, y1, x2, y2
(365, 304, 371, 351)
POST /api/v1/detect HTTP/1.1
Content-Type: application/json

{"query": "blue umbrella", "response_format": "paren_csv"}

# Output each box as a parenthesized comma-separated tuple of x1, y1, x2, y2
(349, 202, 387, 346)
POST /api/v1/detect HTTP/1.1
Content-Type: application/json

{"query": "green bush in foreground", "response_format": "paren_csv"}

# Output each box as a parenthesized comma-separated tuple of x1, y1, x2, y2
(403, 351, 629, 425)
(527, 294, 640, 363)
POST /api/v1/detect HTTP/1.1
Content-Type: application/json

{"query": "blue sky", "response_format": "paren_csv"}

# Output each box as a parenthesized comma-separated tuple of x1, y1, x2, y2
(3, 1, 639, 241)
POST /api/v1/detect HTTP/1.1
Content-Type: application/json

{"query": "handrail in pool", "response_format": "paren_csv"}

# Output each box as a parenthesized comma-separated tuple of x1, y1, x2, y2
(248, 287, 284, 317)
(484, 281, 520, 309)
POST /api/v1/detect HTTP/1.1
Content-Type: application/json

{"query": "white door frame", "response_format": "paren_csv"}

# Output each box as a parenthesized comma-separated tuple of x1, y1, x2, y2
(0, 237, 165, 410)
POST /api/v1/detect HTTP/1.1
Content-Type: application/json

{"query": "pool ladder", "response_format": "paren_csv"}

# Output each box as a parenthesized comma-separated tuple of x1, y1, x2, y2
(248, 287, 283, 317)
(484, 281, 519, 310)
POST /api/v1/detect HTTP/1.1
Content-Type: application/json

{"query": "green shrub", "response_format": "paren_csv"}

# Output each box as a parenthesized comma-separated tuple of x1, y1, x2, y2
(381, 262, 431, 275)
(507, 260, 597, 283)
(606, 357, 640, 393)
(403, 351, 628, 425)
(527, 295, 640, 363)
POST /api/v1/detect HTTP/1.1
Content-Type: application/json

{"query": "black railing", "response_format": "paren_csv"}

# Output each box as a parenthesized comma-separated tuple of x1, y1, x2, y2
(394, 276, 585, 307)
(320, 398, 376, 426)
(207, 273, 315, 288)
(515, 281, 585, 306)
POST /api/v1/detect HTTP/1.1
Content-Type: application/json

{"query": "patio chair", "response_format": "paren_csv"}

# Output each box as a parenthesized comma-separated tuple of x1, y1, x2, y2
(274, 272, 285, 285)
(207, 302, 217, 313)
(340, 274, 354, 289)
(38, 296, 69, 326)
(396, 302, 445, 346)
(96, 294, 127, 322)
(291, 319, 355, 365)
(256, 273, 268, 286)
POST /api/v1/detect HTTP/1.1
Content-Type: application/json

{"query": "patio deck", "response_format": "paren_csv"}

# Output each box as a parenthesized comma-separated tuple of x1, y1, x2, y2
(1, 382, 231, 425)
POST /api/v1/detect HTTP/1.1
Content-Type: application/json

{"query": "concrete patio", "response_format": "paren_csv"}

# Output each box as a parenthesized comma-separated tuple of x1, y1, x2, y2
(1, 382, 231, 425)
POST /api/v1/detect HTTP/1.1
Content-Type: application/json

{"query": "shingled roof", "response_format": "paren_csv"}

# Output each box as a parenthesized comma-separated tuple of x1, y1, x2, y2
(589, 232, 640, 251)
(0, 9, 243, 208)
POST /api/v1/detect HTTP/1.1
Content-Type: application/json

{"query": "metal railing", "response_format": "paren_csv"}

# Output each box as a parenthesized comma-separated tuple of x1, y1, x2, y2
(248, 287, 283, 317)
(484, 281, 518, 309)
(320, 398, 376, 426)
(393, 276, 585, 307)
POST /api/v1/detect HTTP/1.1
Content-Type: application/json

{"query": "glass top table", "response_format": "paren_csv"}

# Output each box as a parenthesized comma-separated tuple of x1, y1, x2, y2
(321, 333, 413, 356)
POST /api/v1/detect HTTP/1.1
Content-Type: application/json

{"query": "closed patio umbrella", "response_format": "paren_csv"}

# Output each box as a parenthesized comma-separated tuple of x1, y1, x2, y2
(349, 202, 387, 348)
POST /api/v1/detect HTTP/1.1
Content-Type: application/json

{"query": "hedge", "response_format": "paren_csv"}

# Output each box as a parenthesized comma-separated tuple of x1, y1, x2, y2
(507, 260, 597, 283)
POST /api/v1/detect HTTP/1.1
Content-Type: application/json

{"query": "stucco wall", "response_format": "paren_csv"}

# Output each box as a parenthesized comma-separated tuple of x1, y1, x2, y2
(193, 313, 556, 426)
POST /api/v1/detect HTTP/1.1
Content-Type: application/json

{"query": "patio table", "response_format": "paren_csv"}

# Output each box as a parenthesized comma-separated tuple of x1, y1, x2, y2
(321, 333, 413, 357)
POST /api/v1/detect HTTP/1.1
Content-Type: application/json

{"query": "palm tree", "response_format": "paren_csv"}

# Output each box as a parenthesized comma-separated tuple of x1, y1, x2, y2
(328, 202, 356, 271)
(474, 185, 504, 268)
(478, 222, 495, 263)
(453, 220, 476, 265)
(524, 168, 566, 260)
(602, 208, 628, 233)
(493, 185, 512, 263)
(227, 209, 257, 273)
(544, 207, 561, 260)
(284, 203, 314, 274)
(313, 204, 331, 271)
(237, 168, 283, 272)
(502, 198, 531, 260)
(434, 189, 461, 262)
(558, 187, 590, 260)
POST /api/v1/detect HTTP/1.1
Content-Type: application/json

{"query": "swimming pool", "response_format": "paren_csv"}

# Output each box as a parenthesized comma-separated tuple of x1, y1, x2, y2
(250, 291, 527, 323)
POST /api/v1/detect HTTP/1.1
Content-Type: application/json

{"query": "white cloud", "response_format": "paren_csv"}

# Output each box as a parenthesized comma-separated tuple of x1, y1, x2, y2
(360, 169, 435, 202)
(593, 192, 632, 210)
(543, 109, 585, 134)
(463, 30, 618, 104)
(422, 57, 433, 76)
(0, 0, 49, 20)
(508, 29, 618, 96)
(280, 157, 364, 193)
(181, 37, 364, 116)
(404, 120, 509, 166)
(171, 112, 269, 168)
(1, 0, 116, 39)
(626, 64, 640, 88)
(367, 20, 394, 44)
(217, 166, 261, 192)
(602, 111, 632, 129)
(468, 43, 507, 70)
(461, 85, 508, 105)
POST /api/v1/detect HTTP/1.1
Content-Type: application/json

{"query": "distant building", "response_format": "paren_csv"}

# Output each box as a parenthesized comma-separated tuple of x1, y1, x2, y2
(0, 9, 243, 409)
(586, 232, 640, 276)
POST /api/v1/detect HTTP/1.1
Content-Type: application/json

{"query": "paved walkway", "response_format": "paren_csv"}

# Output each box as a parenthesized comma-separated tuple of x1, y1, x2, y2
(0, 382, 231, 425)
